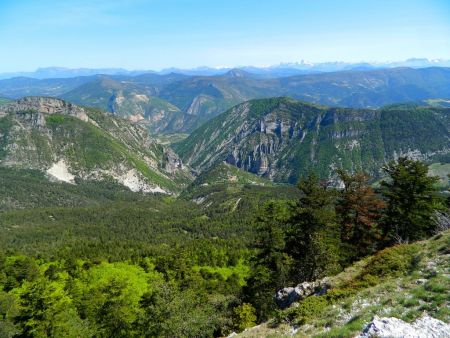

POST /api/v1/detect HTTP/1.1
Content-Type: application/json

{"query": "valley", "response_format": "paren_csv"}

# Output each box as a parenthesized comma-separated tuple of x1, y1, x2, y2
(2, 1, 450, 336)
(0, 64, 449, 338)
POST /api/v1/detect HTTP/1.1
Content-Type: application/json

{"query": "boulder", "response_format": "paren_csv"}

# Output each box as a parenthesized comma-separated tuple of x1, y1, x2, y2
(275, 278, 329, 309)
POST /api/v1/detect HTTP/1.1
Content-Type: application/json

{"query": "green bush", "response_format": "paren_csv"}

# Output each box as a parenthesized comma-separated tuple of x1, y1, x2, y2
(46, 115, 66, 124)
(360, 243, 420, 279)
(293, 296, 328, 324)
(233, 303, 257, 331)
(325, 288, 356, 303)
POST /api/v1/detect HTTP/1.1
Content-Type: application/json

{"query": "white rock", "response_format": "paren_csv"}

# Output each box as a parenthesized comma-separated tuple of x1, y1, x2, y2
(358, 315, 450, 338)
(46, 160, 75, 184)
(117, 169, 166, 194)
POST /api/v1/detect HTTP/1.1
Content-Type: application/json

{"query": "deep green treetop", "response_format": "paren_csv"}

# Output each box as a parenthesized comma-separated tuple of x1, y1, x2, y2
(286, 173, 340, 282)
(381, 157, 440, 242)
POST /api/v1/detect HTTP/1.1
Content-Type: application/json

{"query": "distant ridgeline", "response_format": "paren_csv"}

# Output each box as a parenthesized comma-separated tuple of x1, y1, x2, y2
(1, 67, 450, 133)
(175, 97, 450, 184)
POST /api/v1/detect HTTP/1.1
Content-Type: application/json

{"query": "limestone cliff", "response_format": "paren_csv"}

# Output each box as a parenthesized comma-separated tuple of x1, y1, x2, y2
(175, 97, 450, 183)
(0, 97, 192, 193)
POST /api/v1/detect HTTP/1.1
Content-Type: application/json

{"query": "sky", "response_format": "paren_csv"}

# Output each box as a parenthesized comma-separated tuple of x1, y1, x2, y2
(0, 0, 449, 72)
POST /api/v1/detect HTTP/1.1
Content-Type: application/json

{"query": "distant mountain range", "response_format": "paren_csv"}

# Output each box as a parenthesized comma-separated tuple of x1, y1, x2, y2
(1, 67, 450, 133)
(2, 58, 450, 80)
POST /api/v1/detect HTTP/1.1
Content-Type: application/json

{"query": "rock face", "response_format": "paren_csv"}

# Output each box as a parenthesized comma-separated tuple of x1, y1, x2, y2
(358, 315, 450, 338)
(0, 97, 192, 193)
(59, 77, 188, 134)
(0, 96, 89, 121)
(175, 97, 450, 183)
(275, 278, 330, 309)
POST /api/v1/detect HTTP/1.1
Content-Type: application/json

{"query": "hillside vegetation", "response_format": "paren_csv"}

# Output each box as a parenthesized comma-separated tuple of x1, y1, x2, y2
(0, 156, 448, 337)
(175, 97, 450, 183)
(238, 229, 450, 337)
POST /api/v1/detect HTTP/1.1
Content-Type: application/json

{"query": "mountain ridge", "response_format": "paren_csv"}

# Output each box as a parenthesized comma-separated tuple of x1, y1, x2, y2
(2, 67, 450, 133)
(0, 96, 192, 194)
(2, 58, 450, 79)
(174, 97, 450, 183)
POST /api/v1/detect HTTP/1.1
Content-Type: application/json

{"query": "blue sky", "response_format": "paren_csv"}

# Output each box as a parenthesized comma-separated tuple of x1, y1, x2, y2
(1, 0, 449, 72)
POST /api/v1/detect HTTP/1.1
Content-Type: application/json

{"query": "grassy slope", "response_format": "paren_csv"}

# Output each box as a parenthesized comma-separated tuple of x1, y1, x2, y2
(429, 162, 450, 189)
(187, 162, 274, 189)
(154, 133, 189, 145)
(180, 162, 296, 215)
(239, 230, 450, 337)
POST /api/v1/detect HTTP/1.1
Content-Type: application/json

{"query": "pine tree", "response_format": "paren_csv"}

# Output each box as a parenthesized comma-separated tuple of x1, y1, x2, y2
(336, 170, 385, 260)
(286, 173, 340, 282)
(245, 200, 291, 320)
(253, 200, 289, 279)
(381, 157, 439, 242)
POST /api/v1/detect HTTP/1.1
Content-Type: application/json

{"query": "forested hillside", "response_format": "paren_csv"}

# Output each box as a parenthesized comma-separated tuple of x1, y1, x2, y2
(0, 157, 448, 337)
(0, 97, 191, 194)
(175, 97, 450, 183)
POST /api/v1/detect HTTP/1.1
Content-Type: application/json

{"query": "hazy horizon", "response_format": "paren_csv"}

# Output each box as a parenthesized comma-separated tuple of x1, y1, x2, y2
(2, 57, 450, 76)
(1, 0, 449, 73)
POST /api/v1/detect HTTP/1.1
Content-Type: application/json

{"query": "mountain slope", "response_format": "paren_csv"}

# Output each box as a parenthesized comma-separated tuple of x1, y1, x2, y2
(156, 69, 273, 130)
(279, 66, 450, 108)
(60, 76, 187, 133)
(0, 97, 11, 105)
(181, 162, 283, 209)
(238, 229, 450, 337)
(174, 97, 450, 183)
(0, 97, 192, 193)
(0, 76, 96, 98)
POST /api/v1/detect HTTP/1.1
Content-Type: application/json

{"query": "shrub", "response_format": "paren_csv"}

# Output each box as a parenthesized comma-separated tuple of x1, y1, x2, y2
(360, 243, 420, 279)
(233, 303, 257, 331)
(46, 115, 66, 124)
(325, 288, 356, 303)
(293, 296, 328, 324)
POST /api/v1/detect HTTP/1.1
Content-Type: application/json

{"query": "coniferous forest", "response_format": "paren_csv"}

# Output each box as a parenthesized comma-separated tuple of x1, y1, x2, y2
(1, 1, 450, 337)
(1, 157, 448, 337)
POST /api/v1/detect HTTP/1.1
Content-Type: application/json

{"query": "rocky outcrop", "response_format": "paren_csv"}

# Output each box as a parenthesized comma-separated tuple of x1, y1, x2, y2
(358, 315, 450, 338)
(0, 96, 192, 194)
(0, 96, 89, 122)
(275, 278, 330, 309)
(162, 148, 184, 173)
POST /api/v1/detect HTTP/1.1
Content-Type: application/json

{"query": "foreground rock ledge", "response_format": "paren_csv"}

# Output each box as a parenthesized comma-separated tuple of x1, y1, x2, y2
(358, 315, 450, 338)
